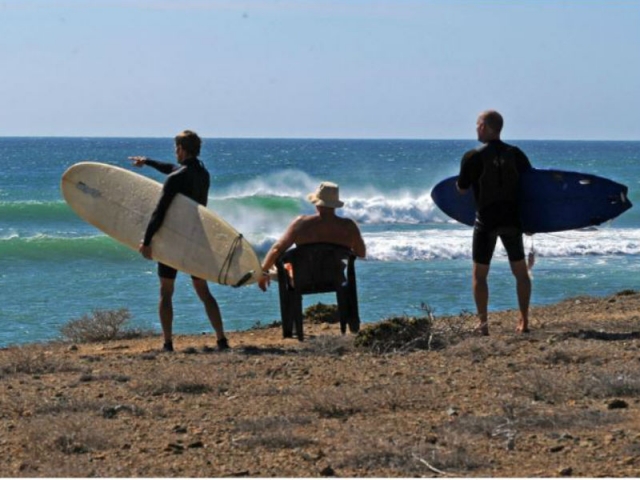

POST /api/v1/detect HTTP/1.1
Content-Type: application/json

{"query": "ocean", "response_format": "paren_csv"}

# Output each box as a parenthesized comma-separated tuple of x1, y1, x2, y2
(1, 137, 638, 347)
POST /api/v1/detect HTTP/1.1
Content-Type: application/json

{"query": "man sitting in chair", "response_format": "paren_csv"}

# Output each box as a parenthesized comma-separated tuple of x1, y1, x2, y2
(257, 181, 366, 292)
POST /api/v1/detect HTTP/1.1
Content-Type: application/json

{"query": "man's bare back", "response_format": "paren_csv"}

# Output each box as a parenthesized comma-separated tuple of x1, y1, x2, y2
(290, 211, 365, 257)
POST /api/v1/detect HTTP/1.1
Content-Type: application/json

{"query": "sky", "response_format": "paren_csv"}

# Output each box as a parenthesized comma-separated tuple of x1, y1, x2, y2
(0, 0, 638, 140)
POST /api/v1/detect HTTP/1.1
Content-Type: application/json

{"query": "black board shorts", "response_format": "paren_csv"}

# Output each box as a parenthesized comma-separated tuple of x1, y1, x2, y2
(472, 225, 525, 265)
(158, 263, 201, 280)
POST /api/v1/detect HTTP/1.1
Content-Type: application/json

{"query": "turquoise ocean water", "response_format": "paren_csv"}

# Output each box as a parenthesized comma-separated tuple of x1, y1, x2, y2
(1, 137, 638, 347)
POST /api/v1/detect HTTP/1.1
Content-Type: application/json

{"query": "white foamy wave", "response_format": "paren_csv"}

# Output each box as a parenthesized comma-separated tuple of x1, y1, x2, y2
(213, 169, 320, 200)
(364, 230, 472, 261)
(528, 229, 640, 257)
(343, 192, 447, 225)
(248, 229, 473, 261)
(362, 227, 640, 262)
(210, 168, 450, 227)
(0, 232, 20, 241)
(0, 232, 107, 242)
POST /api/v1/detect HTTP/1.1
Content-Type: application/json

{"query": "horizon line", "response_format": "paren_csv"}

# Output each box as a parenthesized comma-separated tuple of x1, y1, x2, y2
(1, 135, 639, 142)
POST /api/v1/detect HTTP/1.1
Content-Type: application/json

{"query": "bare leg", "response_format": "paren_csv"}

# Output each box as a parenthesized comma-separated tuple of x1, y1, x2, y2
(192, 278, 225, 341)
(472, 262, 490, 335)
(159, 277, 175, 344)
(510, 259, 531, 333)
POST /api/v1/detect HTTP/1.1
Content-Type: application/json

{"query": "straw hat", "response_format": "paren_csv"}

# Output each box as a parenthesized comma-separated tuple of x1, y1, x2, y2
(307, 181, 344, 208)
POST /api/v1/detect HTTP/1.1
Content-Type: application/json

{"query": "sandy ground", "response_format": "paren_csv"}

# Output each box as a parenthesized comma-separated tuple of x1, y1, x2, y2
(1, 290, 640, 477)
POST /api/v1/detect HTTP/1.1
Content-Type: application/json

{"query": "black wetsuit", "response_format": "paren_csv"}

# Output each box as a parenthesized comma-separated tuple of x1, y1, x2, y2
(457, 140, 532, 264)
(143, 157, 210, 278)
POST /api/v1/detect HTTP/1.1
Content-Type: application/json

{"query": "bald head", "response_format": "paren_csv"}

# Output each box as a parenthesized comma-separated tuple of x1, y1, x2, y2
(476, 110, 503, 143)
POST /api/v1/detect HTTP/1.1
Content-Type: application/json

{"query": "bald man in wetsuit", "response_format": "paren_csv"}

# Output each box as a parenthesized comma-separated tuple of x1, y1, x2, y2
(456, 110, 532, 336)
(130, 130, 229, 352)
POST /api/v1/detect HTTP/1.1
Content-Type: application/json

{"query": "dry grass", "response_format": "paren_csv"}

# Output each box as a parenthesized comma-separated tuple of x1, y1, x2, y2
(582, 369, 640, 398)
(232, 415, 315, 450)
(299, 386, 365, 419)
(129, 363, 228, 396)
(17, 414, 113, 477)
(0, 345, 81, 377)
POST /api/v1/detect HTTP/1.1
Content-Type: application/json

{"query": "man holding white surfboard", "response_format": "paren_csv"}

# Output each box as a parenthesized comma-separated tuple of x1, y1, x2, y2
(129, 130, 229, 352)
(456, 111, 532, 336)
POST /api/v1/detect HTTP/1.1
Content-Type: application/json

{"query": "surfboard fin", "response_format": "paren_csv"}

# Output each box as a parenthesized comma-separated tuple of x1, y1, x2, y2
(233, 271, 254, 288)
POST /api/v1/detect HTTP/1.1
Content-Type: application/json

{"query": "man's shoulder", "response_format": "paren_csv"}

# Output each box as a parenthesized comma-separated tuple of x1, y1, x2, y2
(337, 215, 357, 226)
(463, 146, 481, 157)
(496, 140, 524, 154)
(291, 214, 318, 227)
(462, 144, 487, 161)
(500, 142, 530, 165)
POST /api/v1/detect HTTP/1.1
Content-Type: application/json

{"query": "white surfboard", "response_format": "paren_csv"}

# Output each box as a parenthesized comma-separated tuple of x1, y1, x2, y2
(61, 162, 261, 286)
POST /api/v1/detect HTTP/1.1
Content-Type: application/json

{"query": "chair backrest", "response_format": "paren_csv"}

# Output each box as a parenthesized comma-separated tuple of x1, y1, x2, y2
(277, 243, 356, 295)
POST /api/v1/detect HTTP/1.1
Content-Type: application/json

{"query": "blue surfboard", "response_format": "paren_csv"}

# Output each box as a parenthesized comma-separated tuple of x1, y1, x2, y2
(431, 169, 632, 233)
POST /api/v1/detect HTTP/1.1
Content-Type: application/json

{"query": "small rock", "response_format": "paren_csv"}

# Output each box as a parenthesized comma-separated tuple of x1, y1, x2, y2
(559, 467, 573, 476)
(320, 465, 336, 476)
(188, 441, 204, 449)
(607, 399, 628, 409)
(423, 433, 438, 444)
(165, 443, 184, 454)
(172, 425, 188, 434)
(550, 445, 564, 453)
(101, 406, 118, 419)
(301, 449, 325, 461)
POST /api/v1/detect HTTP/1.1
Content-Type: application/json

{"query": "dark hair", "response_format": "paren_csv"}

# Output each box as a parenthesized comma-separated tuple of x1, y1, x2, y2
(175, 130, 202, 157)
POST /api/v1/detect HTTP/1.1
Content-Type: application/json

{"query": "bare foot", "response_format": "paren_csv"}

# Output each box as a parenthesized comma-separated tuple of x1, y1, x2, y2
(516, 321, 530, 334)
(474, 322, 489, 336)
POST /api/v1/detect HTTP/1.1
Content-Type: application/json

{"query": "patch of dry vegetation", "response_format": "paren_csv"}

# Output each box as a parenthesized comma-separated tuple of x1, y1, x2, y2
(232, 416, 315, 450)
(0, 345, 81, 377)
(59, 308, 154, 343)
(353, 305, 476, 353)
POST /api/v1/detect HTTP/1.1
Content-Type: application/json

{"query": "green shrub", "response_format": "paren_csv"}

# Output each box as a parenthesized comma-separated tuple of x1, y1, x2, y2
(355, 305, 474, 354)
(354, 315, 434, 353)
(304, 303, 339, 324)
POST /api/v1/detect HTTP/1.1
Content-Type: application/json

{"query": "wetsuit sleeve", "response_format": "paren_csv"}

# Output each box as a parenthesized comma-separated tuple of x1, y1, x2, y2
(142, 175, 180, 246)
(143, 159, 176, 175)
(457, 150, 476, 190)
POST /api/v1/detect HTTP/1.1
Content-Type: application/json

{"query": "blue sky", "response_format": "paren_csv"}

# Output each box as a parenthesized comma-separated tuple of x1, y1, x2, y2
(1, 1, 638, 140)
